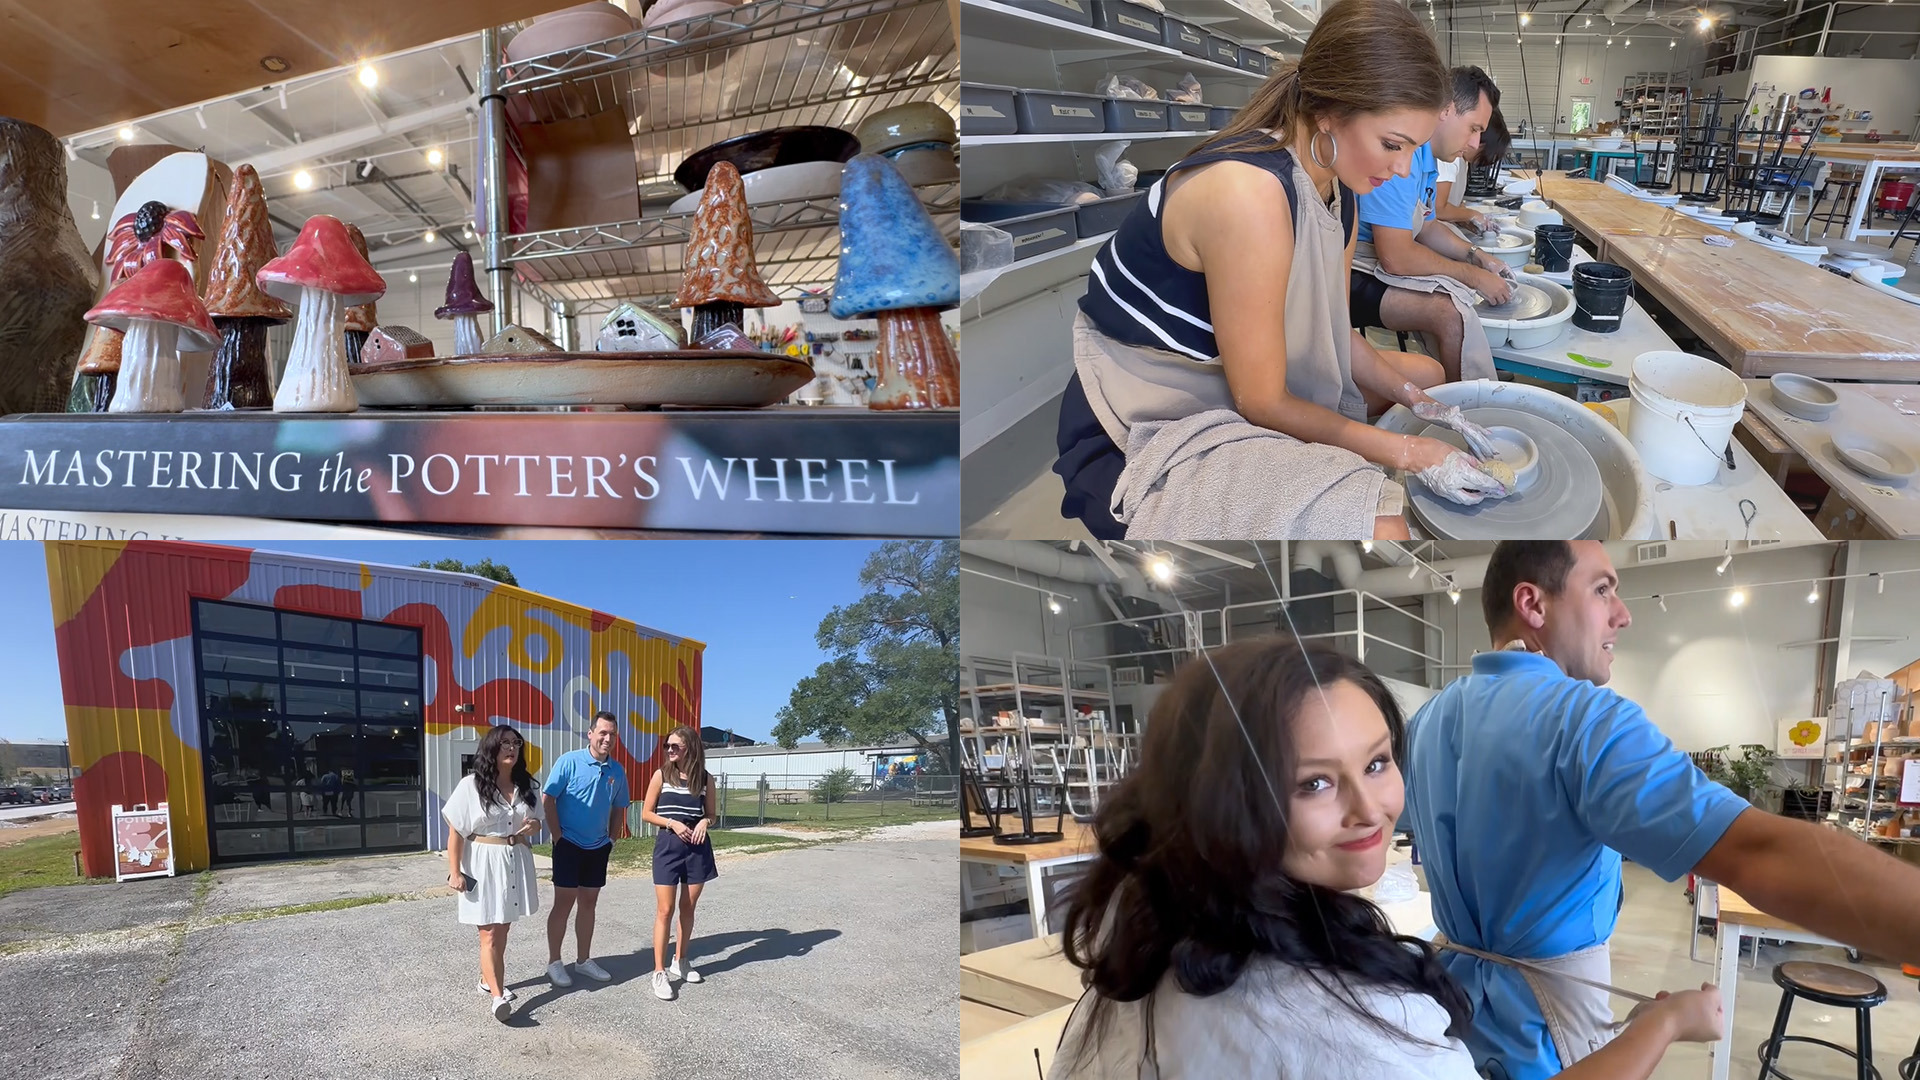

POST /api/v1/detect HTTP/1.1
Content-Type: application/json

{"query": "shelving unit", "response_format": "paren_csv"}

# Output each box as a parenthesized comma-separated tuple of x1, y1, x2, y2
(1818, 683, 1920, 846)
(962, 653, 1122, 820)
(1618, 74, 1689, 141)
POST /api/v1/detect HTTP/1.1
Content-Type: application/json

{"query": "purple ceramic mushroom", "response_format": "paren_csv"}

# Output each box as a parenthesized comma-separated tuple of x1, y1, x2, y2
(436, 252, 495, 355)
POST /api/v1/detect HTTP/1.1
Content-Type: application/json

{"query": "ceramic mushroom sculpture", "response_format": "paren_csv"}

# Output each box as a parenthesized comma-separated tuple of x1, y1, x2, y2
(85, 258, 218, 413)
(75, 200, 206, 412)
(676, 161, 779, 342)
(830, 154, 959, 410)
(256, 215, 386, 412)
(200, 164, 291, 410)
(0, 118, 98, 415)
(437, 252, 494, 355)
(343, 224, 379, 364)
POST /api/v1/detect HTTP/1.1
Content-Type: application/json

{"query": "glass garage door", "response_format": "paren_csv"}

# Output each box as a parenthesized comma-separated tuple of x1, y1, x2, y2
(193, 599, 426, 864)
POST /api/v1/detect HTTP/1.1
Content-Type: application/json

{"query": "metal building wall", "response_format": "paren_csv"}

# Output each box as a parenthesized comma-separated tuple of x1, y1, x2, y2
(45, 540, 704, 877)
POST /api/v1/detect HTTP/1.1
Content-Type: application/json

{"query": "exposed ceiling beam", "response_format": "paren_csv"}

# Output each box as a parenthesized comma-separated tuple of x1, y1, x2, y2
(236, 98, 473, 175)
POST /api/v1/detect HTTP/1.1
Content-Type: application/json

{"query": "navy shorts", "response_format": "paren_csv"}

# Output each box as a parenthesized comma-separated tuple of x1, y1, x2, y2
(652, 830, 718, 887)
(1349, 269, 1392, 330)
(551, 837, 612, 890)
(1053, 373, 1126, 540)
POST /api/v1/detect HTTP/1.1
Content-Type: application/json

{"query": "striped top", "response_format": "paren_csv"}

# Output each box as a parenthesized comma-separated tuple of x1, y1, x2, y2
(1078, 139, 1357, 363)
(655, 774, 707, 826)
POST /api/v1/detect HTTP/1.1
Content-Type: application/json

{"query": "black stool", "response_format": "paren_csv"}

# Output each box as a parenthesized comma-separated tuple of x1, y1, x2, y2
(1900, 980, 1918, 1080)
(1757, 960, 1887, 1080)
(1803, 173, 1864, 240)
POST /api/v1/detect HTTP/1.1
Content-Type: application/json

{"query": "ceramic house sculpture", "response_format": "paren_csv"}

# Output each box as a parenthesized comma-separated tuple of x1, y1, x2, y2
(85, 258, 218, 413)
(437, 252, 494, 355)
(343, 223, 379, 363)
(0, 118, 98, 415)
(675, 161, 779, 340)
(257, 215, 386, 413)
(596, 301, 686, 352)
(830, 154, 959, 410)
(360, 325, 435, 365)
(76, 200, 205, 412)
(200, 164, 292, 409)
(478, 324, 562, 355)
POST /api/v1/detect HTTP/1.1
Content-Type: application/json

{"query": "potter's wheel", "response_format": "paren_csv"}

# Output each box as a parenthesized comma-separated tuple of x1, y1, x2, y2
(1408, 407, 1606, 540)
(1475, 282, 1556, 321)
(1477, 231, 1531, 250)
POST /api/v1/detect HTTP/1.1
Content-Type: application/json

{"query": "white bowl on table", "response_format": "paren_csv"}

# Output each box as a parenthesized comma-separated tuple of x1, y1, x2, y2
(1517, 201, 1563, 230)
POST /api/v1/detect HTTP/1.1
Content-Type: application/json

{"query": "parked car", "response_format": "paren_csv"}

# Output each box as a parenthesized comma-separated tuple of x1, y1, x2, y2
(51, 786, 72, 802)
(30, 787, 49, 803)
(0, 787, 21, 805)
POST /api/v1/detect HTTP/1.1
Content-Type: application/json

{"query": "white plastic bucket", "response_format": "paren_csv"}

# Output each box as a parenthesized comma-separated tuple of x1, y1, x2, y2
(1628, 351, 1748, 485)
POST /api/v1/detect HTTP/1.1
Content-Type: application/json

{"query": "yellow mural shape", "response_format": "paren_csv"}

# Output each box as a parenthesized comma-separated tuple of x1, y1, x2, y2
(466, 586, 597, 676)
(65, 703, 210, 872)
(44, 541, 129, 626)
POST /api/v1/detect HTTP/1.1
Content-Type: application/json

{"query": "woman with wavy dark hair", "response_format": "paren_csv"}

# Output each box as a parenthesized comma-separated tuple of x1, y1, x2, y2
(443, 723, 544, 1023)
(1051, 637, 1722, 1078)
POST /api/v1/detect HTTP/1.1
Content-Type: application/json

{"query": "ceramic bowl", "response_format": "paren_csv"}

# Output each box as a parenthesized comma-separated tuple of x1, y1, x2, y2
(669, 159, 847, 213)
(675, 125, 861, 192)
(826, 6, 951, 77)
(889, 145, 959, 186)
(1502, 178, 1538, 197)
(1485, 425, 1542, 489)
(505, 5, 636, 63)
(1517, 201, 1563, 230)
(642, 0, 742, 76)
(856, 103, 958, 156)
(1769, 373, 1839, 421)
(1475, 227, 1536, 268)
(1832, 432, 1918, 483)
(1852, 267, 1920, 307)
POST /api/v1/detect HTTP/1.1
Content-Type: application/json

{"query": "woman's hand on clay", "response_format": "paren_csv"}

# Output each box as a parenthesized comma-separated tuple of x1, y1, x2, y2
(1415, 450, 1513, 506)
(1629, 984, 1724, 1043)
(1409, 392, 1500, 459)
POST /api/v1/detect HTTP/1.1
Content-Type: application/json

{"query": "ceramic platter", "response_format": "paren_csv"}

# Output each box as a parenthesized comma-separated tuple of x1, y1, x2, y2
(1475, 282, 1557, 321)
(350, 351, 816, 410)
(1408, 407, 1607, 540)
(1829, 433, 1918, 484)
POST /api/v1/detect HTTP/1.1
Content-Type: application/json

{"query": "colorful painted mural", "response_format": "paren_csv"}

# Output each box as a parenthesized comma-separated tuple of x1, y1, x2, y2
(46, 540, 704, 877)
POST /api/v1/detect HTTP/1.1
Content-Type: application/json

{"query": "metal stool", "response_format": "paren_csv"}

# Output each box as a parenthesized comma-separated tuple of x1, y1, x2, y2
(1757, 960, 1887, 1080)
(1900, 979, 1919, 1080)
(1803, 174, 1864, 240)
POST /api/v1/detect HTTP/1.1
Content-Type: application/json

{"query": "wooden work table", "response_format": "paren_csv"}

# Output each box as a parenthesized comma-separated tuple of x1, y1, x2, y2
(959, 819, 1096, 866)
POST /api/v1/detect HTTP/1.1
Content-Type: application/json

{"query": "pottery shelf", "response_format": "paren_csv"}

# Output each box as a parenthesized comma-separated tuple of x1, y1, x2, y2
(960, 234, 1108, 318)
(960, 0, 1281, 80)
(507, 182, 960, 313)
(960, 129, 1222, 147)
(501, 0, 956, 189)
(1172, 0, 1315, 38)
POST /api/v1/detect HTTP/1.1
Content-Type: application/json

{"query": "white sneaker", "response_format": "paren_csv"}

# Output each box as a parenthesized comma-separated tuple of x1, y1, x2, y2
(546, 961, 573, 988)
(651, 969, 674, 1000)
(490, 995, 512, 1022)
(669, 958, 702, 984)
(575, 958, 612, 983)
(477, 981, 516, 1001)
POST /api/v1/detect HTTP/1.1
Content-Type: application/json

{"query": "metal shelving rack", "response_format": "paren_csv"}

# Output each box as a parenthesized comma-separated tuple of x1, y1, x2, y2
(962, 653, 1120, 821)
(477, 0, 958, 325)
(1618, 74, 1688, 140)
(1820, 686, 1920, 846)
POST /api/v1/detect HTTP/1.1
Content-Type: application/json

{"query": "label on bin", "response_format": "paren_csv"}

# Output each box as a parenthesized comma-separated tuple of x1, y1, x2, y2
(1177, 28, 1203, 43)
(1014, 228, 1069, 247)
(1177, 110, 1208, 122)
(1119, 14, 1154, 30)
(1043, 0, 1085, 10)
(1052, 105, 1095, 118)
(1134, 109, 1160, 120)
(961, 104, 1007, 118)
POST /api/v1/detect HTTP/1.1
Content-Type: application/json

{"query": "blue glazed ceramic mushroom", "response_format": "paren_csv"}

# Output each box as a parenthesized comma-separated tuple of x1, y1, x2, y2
(830, 154, 958, 409)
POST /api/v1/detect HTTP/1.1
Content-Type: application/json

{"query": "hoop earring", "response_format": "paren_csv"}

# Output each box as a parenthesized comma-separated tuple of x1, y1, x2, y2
(1309, 129, 1339, 169)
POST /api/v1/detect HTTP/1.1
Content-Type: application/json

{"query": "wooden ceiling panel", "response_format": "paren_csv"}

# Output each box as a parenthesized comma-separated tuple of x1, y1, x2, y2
(0, 0, 563, 136)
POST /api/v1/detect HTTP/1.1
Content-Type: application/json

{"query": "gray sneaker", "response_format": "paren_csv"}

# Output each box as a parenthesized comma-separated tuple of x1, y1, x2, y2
(546, 961, 573, 988)
(490, 995, 512, 1023)
(651, 969, 674, 1000)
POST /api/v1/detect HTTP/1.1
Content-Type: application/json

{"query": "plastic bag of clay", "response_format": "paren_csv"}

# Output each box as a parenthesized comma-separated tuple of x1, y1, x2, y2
(960, 222, 1015, 277)
(1095, 74, 1159, 101)
(1094, 142, 1139, 196)
(1167, 75, 1205, 105)
(981, 179, 1104, 206)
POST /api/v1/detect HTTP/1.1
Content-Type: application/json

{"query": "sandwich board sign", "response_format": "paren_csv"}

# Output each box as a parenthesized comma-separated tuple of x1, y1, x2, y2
(111, 803, 175, 882)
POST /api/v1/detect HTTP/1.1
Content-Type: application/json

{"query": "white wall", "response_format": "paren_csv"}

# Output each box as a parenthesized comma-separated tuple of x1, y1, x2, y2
(706, 746, 905, 783)
(1745, 56, 1920, 141)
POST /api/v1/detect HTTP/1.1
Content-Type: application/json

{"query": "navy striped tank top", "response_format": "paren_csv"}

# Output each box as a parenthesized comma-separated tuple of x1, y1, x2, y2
(656, 773, 706, 825)
(1077, 138, 1356, 361)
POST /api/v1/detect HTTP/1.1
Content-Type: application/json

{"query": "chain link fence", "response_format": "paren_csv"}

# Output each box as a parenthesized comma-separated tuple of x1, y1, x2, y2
(701, 772, 959, 829)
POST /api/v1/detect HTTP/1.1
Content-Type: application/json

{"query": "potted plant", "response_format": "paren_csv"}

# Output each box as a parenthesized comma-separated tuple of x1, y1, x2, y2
(1705, 743, 1777, 803)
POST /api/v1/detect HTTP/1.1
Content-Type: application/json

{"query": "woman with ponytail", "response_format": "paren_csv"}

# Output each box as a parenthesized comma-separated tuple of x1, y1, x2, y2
(1050, 637, 1725, 1078)
(1054, 0, 1513, 541)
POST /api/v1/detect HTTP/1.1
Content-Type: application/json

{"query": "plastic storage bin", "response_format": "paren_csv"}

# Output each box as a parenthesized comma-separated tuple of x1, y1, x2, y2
(1015, 90, 1107, 135)
(1162, 18, 1210, 57)
(1089, 0, 1163, 44)
(1005, 0, 1093, 26)
(1169, 104, 1213, 132)
(1075, 190, 1148, 236)
(1103, 98, 1171, 133)
(1208, 35, 1240, 68)
(1209, 106, 1239, 130)
(1239, 48, 1269, 74)
(960, 201, 1080, 261)
(960, 83, 1019, 136)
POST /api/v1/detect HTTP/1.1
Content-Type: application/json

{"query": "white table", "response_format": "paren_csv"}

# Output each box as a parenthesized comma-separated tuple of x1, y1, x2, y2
(1709, 885, 1846, 1080)
(1488, 245, 1673, 387)
(959, 820, 1098, 940)
(1743, 380, 1920, 538)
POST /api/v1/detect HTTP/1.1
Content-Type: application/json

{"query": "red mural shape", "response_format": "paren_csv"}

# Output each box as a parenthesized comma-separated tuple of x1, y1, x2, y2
(384, 602, 555, 733)
(74, 751, 170, 878)
(56, 541, 255, 710)
(660, 656, 702, 729)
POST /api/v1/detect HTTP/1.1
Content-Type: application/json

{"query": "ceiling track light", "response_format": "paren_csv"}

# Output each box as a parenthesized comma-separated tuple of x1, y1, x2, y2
(1047, 595, 1062, 615)
(1729, 588, 1748, 609)
(1655, 595, 1667, 613)
(195, 107, 208, 130)
(1876, 573, 1885, 594)
(89, 200, 99, 221)
(1716, 553, 1732, 575)
(1361, 541, 1374, 554)
(1807, 586, 1820, 604)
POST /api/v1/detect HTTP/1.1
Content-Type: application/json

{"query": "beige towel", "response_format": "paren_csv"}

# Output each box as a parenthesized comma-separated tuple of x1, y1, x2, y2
(1352, 245, 1497, 382)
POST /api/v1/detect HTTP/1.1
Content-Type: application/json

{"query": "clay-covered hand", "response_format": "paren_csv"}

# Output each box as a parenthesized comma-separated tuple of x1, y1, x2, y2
(1473, 266, 1515, 306)
(1409, 391, 1500, 459)
(1416, 450, 1513, 506)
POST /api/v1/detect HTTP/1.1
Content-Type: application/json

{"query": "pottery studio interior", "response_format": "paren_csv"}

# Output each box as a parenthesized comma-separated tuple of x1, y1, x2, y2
(0, 0, 960, 539)
(958, 538, 1920, 1077)
(957, 0, 1920, 544)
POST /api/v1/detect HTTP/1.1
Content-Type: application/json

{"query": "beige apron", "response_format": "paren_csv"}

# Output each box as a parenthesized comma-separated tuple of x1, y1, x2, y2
(1439, 937, 1625, 1069)
(1352, 186, 1498, 382)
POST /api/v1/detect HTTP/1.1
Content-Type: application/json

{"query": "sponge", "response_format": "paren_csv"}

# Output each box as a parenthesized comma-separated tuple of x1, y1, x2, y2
(1482, 459, 1517, 490)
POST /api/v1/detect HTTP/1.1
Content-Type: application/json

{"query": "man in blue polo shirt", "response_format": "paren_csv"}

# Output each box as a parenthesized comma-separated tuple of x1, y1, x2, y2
(1403, 541, 1920, 1080)
(543, 710, 631, 988)
(1351, 65, 1512, 382)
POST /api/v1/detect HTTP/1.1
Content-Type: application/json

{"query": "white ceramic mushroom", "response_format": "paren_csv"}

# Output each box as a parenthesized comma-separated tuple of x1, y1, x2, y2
(256, 215, 387, 412)
(85, 258, 218, 414)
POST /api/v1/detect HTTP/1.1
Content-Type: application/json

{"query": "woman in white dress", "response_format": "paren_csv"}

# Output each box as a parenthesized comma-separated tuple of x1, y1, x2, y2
(443, 724, 544, 1023)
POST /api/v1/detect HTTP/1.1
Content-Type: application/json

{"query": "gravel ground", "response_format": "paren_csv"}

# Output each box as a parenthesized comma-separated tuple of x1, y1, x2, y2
(0, 830, 959, 1080)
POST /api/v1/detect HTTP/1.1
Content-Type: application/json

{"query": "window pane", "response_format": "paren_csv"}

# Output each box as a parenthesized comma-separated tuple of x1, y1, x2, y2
(360, 690, 422, 722)
(204, 678, 279, 718)
(281, 612, 353, 648)
(365, 821, 424, 850)
(357, 623, 418, 655)
(202, 716, 287, 783)
(209, 782, 289, 823)
(200, 638, 278, 679)
(284, 648, 355, 684)
(292, 823, 364, 854)
(358, 655, 419, 690)
(286, 721, 357, 811)
(285, 684, 356, 718)
(361, 788, 423, 819)
(213, 825, 290, 858)
(198, 601, 277, 640)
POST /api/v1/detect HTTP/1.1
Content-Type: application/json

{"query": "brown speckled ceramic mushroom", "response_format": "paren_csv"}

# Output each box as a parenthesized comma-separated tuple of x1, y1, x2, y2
(200, 164, 292, 410)
(256, 215, 386, 412)
(436, 252, 494, 356)
(85, 258, 218, 413)
(343, 224, 379, 364)
(675, 162, 779, 340)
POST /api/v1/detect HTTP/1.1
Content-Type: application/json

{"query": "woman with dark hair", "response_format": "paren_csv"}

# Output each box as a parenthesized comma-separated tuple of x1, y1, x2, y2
(640, 724, 718, 1002)
(1051, 637, 1723, 1077)
(1054, 0, 1511, 542)
(443, 724, 543, 1023)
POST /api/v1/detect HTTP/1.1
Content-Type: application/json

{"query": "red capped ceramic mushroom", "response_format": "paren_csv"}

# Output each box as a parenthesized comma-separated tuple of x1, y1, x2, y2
(84, 257, 218, 413)
(257, 214, 386, 412)
(436, 251, 494, 356)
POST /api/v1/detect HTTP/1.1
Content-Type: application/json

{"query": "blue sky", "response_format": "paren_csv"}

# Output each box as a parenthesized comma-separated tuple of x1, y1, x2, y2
(0, 541, 884, 745)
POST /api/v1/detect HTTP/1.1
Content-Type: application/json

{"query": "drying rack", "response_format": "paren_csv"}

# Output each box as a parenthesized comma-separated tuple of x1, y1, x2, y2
(1819, 687, 1920, 847)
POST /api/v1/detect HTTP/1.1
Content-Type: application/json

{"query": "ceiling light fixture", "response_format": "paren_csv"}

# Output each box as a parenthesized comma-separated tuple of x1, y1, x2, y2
(1699, 14, 1712, 28)
(408, 271, 418, 283)
(1585, 15, 1593, 24)
(358, 160, 374, 179)
(1519, 11, 1530, 24)
(279, 85, 288, 110)
(1729, 588, 1747, 609)
(1624, 37, 1632, 45)
(1876, 573, 1885, 594)
(1670, 39, 1676, 47)
(463, 224, 474, 239)
(1716, 553, 1732, 575)
(1447, 585, 1462, 605)
(117, 126, 135, 142)
(1048, 595, 1062, 614)
(1607, 37, 1614, 45)
(1149, 555, 1174, 583)
(422, 228, 437, 244)
(195, 107, 208, 130)
(90, 200, 99, 221)
(1361, 540, 1374, 553)
(427, 147, 444, 167)
(293, 169, 313, 190)
(1656, 595, 1667, 612)
(358, 63, 379, 89)
(1807, 586, 1820, 604)
(1409, 564, 1421, 579)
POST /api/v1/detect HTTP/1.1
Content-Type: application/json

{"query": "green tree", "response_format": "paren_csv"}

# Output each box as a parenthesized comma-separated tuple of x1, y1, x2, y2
(415, 558, 519, 585)
(774, 541, 958, 771)
(0, 741, 16, 785)
(811, 766, 858, 804)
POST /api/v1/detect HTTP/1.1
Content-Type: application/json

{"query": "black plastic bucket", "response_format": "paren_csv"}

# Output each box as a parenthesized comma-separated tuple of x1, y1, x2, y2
(1572, 261, 1634, 333)
(1533, 224, 1576, 272)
